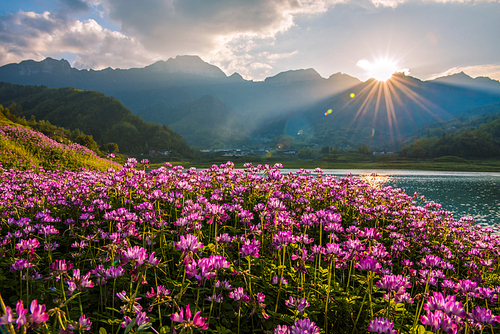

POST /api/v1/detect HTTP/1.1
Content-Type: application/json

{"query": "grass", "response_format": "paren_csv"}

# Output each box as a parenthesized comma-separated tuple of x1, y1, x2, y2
(149, 155, 500, 172)
(0, 124, 120, 171)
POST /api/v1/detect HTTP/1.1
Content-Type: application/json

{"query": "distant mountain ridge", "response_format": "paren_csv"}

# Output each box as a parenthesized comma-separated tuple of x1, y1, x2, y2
(146, 56, 228, 78)
(430, 71, 500, 94)
(1, 57, 500, 149)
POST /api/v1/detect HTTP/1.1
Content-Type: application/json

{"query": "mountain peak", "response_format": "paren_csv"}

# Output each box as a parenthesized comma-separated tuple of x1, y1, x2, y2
(228, 72, 246, 82)
(327, 72, 362, 85)
(147, 55, 227, 79)
(17, 57, 72, 76)
(430, 71, 500, 94)
(265, 68, 323, 83)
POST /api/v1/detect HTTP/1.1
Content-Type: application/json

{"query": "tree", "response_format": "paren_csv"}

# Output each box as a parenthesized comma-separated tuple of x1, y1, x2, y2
(75, 134, 99, 152)
(357, 145, 371, 155)
(101, 142, 119, 154)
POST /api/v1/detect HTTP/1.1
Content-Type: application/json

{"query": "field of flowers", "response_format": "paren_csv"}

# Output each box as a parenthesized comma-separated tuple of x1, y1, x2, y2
(0, 125, 119, 171)
(1, 159, 500, 334)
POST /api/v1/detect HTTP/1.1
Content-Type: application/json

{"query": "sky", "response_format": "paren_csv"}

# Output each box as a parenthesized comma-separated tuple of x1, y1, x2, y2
(0, 0, 499, 82)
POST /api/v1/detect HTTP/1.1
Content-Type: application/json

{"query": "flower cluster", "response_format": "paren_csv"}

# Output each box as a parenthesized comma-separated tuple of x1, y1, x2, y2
(0, 161, 499, 334)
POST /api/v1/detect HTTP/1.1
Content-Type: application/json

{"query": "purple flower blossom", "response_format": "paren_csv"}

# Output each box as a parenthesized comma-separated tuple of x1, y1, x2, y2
(175, 234, 204, 253)
(420, 309, 443, 331)
(50, 259, 73, 276)
(66, 269, 94, 295)
(239, 238, 261, 258)
(285, 296, 310, 315)
(67, 314, 92, 331)
(471, 306, 500, 325)
(355, 256, 382, 273)
(455, 279, 478, 294)
(15, 238, 40, 252)
(420, 254, 442, 269)
(290, 318, 320, 334)
(146, 285, 171, 299)
(376, 275, 411, 293)
(10, 259, 29, 272)
(274, 324, 290, 334)
(367, 317, 397, 334)
(170, 304, 208, 331)
(229, 287, 249, 302)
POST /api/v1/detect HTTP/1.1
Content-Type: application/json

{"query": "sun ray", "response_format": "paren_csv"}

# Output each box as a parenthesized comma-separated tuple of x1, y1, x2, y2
(338, 73, 450, 147)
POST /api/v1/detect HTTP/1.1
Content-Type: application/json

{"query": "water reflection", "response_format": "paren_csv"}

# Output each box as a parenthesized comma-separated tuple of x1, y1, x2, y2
(281, 169, 500, 228)
(359, 173, 391, 189)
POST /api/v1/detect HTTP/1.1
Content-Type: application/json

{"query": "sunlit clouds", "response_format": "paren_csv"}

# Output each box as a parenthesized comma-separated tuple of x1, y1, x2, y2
(0, 0, 500, 80)
(0, 9, 160, 70)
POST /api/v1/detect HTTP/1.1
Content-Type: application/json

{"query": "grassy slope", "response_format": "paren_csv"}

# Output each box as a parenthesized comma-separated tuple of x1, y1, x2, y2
(0, 82, 197, 158)
(0, 121, 120, 171)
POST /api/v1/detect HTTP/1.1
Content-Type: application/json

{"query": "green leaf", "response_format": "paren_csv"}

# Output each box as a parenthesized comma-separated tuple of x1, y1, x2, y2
(99, 328, 107, 334)
(124, 318, 137, 334)
(137, 322, 152, 332)
(212, 326, 233, 334)
(105, 307, 121, 313)
(159, 326, 171, 334)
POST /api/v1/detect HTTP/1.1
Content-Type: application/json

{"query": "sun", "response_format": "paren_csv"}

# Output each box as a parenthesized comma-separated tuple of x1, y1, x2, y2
(357, 58, 407, 82)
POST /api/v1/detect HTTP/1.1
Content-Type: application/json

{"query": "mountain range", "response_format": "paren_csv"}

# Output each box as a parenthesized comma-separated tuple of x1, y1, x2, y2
(1, 56, 500, 149)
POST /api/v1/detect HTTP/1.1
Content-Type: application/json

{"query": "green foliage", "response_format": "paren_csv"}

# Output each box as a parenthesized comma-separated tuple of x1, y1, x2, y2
(0, 105, 119, 171)
(357, 145, 371, 155)
(401, 130, 500, 159)
(298, 148, 314, 159)
(0, 82, 197, 158)
(101, 142, 119, 154)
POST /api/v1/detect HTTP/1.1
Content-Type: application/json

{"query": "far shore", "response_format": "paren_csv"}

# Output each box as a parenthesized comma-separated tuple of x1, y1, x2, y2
(149, 156, 500, 172)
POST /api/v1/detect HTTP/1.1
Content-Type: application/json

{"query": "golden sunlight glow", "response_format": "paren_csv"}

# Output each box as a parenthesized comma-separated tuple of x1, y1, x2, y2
(337, 66, 439, 144)
(359, 173, 390, 189)
(357, 58, 408, 82)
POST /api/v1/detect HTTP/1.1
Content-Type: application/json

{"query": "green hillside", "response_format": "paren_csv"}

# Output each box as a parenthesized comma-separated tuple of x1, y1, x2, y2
(138, 95, 251, 148)
(400, 103, 500, 159)
(0, 105, 120, 171)
(0, 82, 197, 158)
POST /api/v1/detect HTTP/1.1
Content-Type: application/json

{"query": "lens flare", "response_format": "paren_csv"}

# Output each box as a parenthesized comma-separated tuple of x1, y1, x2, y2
(331, 68, 442, 145)
(357, 58, 409, 82)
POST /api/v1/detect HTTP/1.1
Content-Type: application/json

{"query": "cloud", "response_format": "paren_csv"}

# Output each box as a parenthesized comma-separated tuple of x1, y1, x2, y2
(55, 0, 91, 16)
(427, 65, 500, 81)
(0, 0, 347, 78)
(91, 0, 345, 79)
(0, 9, 158, 69)
(0, 0, 499, 81)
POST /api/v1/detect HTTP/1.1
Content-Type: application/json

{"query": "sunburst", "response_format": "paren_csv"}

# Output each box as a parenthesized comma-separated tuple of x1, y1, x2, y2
(325, 58, 447, 145)
(357, 58, 408, 82)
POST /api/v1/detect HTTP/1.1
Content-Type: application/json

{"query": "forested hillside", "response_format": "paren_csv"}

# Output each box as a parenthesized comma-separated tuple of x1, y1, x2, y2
(400, 102, 500, 158)
(0, 82, 197, 158)
(0, 104, 120, 171)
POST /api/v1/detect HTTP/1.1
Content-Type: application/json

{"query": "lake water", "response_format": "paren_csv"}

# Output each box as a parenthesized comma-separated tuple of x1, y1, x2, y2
(282, 169, 500, 229)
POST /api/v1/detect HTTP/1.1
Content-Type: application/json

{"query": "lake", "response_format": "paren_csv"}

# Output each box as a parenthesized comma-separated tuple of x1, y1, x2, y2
(282, 169, 500, 229)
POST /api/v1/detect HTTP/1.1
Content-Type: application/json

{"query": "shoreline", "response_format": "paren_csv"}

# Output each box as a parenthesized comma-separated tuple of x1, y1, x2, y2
(150, 157, 500, 172)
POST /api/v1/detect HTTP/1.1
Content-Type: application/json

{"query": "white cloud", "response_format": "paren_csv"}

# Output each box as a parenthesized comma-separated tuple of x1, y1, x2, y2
(370, 0, 407, 8)
(369, 0, 500, 5)
(1, 0, 500, 81)
(0, 9, 160, 69)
